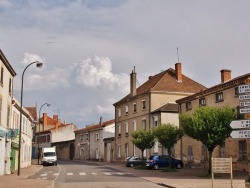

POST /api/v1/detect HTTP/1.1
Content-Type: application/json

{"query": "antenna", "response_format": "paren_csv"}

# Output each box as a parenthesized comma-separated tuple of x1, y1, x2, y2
(177, 47, 180, 62)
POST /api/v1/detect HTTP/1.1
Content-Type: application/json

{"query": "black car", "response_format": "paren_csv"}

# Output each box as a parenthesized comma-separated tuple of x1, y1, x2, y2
(125, 156, 144, 167)
(146, 155, 184, 170)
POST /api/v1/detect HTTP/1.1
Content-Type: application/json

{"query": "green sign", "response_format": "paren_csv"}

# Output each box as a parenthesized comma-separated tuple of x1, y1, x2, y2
(7, 129, 19, 138)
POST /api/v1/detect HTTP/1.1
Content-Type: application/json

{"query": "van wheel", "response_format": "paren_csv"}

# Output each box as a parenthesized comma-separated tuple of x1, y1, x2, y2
(176, 163, 182, 169)
(130, 163, 134, 167)
(153, 164, 159, 170)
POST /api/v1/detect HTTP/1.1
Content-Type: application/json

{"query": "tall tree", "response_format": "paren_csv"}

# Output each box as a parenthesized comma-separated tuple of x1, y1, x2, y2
(180, 106, 236, 174)
(153, 124, 183, 167)
(131, 129, 155, 160)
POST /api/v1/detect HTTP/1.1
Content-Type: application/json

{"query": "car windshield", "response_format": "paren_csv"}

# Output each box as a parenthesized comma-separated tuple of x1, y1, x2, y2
(44, 152, 56, 157)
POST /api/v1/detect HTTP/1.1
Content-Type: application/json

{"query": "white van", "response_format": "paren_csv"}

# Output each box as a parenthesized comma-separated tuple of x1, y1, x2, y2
(41, 147, 57, 166)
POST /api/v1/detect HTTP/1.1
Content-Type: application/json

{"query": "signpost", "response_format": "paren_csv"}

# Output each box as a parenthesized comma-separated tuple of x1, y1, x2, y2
(239, 94, 250, 100)
(240, 101, 250, 107)
(230, 130, 250, 138)
(230, 120, 250, 129)
(239, 84, 250, 94)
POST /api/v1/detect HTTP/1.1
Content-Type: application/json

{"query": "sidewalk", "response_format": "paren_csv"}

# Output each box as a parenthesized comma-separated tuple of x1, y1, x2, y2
(0, 164, 53, 188)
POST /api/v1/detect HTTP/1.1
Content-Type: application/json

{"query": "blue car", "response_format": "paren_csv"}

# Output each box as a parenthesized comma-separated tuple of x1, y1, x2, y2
(146, 155, 183, 170)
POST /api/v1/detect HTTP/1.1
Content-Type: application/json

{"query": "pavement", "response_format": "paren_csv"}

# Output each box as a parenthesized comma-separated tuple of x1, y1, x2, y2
(0, 160, 249, 188)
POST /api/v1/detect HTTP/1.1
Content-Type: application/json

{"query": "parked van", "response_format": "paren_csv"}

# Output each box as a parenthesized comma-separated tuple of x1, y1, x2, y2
(41, 147, 57, 166)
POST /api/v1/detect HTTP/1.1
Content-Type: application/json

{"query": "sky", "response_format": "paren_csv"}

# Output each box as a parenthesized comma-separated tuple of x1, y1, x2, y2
(1, 0, 250, 128)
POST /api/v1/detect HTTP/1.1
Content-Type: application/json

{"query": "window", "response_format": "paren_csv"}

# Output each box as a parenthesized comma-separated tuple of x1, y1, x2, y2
(0, 67, 3, 85)
(133, 103, 137, 113)
(125, 106, 128, 115)
(201, 144, 208, 161)
(220, 143, 225, 158)
(80, 148, 84, 156)
(9, 78, 12, 94)
(96, 133, 99, 141)
(239, 140, 247, 160)
(133, 120, 136, 131)
(125, 122, 128, 136)
(86, 133, 89, 141)
(153, 116, 158, 128)
(133, 144, 137, 156)
(142, 100, 146, 110)
(142, 118, 146, 130)
(118, 124, 121, 137)
(117, 108, 121, 117)
(235, 87, 239, 96)
(188, 145, 193, 161)
(80, 134, 83, 142)
(154, 141, 158, 153)
(199, 98, 206, 106)
(0, 97, 2, 124)
(117, 145, 121, 157)
(215, 92, 223, 102)
(186, 102, 192, 110)
(47, 135, 50, 143)
(125, 143, 129, 158)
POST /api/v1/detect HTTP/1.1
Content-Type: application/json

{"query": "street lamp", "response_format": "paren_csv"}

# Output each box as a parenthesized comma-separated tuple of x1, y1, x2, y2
(38, 103, 51, 165)
(17, 61, 43, 176)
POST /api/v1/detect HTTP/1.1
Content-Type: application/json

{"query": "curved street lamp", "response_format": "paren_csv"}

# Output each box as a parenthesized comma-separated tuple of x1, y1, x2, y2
(17, 61, 43, 176)
(38, 103, 51, 165)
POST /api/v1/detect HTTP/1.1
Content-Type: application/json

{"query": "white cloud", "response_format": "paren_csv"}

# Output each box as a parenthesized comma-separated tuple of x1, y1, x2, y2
(21, 53, 46, 66)
(75, 55, 129, 94)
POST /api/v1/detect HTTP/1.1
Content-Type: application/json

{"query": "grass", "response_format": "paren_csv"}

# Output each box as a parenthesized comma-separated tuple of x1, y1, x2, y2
(134, 164, 148, 170)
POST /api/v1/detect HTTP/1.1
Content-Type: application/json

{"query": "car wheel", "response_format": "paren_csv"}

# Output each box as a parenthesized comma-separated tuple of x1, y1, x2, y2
(153, 164, 159, 170)
(176, 163, 182, 169)
(130, 163, 134, 167)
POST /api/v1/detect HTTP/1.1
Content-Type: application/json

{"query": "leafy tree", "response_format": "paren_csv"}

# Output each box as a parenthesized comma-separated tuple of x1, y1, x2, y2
(153, 124, 183, 167)
(180, 106, 236, 174)
(131, 129, 155, 160)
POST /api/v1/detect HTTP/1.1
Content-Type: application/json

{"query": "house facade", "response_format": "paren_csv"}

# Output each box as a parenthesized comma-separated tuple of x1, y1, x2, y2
(0, 49, 16, 175)
(113, 63, 206, 163)
(74, 118, 115, 161)
(176, 70, 250, 170)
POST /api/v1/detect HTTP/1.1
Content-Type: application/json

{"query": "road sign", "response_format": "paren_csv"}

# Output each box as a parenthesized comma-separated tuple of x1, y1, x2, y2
(239, 94, 250, 101)
(240, 108, 250, 114)
(230, 130, 250, 138)
(240, 101, 250, 107)
(239, 84, 250, 94)
(230, 120, 250, 129)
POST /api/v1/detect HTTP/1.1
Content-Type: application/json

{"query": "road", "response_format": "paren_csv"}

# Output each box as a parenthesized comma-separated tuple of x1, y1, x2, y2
(28, 160, 164, 188)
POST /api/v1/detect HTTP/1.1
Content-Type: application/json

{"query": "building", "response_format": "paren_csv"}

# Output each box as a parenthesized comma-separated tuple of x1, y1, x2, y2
(75, 118, 115, 162)
(176, 70, 250, 170)
(36, 113, 77, 161)
(0, 49, 16, 175)
(113, 63, 206, 163)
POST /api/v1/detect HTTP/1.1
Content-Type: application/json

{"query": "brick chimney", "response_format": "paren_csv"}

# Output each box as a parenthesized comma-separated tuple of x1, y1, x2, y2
(175, 63, 182, 82)
(43, 113, 48, 126)
(220, 69, 231, 83)
(130, 66, 136, 97)
(99, 116, 102, 125)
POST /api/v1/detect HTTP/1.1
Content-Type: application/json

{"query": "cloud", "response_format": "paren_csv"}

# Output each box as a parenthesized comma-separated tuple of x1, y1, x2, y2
(75, 55, 129, 94)
(21, 53, 46, 66)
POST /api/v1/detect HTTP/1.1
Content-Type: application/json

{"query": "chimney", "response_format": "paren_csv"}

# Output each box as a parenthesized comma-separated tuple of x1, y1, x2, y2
(53, 115, 58, 122)
(175, 63, 182, 82)
(43, 113, 48, 126)
(220, 69, 231, 83)
(130, 66, 136, 96)
(99, 116, 102, 125)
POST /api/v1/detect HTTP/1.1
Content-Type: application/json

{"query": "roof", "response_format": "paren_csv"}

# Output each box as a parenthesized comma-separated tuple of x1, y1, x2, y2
(176, 72, 250, 103)
(75, 119, 115, 133)
(114, 68, 206, 106)
(151, 103, 179, 113)
(0, 49, 16, 76)
(25, 107, 37, 120)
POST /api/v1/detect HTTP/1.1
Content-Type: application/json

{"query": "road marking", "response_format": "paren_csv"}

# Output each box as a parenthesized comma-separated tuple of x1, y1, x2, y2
(42, 177, 47, 180)
(54, 173, 59, 176)
(104, 172, 111, 175)
(40, 174, 47, 177)
(117, 173, 124, 175)
(79, 172, 86, 175)
(92, 172, 97, 175)
(67, 172, 73, 176)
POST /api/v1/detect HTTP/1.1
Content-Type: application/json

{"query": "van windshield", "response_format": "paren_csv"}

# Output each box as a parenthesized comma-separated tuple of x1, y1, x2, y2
(44, 152, 56, 157)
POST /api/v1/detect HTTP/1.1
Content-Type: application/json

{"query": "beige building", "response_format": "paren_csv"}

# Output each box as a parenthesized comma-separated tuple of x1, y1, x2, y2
(113, 63, 206, 163)
(176, 70, 250, 170)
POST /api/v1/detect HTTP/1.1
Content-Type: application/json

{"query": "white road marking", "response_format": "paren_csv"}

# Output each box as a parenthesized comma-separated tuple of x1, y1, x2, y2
(79, 172, 86, 175)
(54, 173, 59, 176)
(40, 174, 47, 177)
(92, 172, 97, 175)
(67, 172, 73, 176)
(104, 172, 111, 175)
(117, 173, 124, 175)
(42, 177, 47, 179)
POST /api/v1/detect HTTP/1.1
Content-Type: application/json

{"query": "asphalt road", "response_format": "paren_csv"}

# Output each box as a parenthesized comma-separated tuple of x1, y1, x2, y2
(28, 160, 165, 188)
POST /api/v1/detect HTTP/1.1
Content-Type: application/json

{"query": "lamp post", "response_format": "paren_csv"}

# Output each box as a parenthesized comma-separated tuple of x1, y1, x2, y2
(38, 103, 51, 165)
(18, 61, 43, 176)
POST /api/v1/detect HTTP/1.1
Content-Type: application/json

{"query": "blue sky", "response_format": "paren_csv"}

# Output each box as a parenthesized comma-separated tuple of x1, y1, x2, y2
(1, 0, 250, 128)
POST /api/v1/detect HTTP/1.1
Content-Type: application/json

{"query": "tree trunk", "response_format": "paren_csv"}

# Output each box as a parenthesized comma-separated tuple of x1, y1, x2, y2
(168, 147, 172, 168)
(141, 149, 144, 161)
(208, 150, 213, 175)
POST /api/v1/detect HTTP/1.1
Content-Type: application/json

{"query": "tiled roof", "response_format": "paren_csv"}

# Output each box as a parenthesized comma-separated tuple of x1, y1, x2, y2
(151, 103, 179, 113)
(75, 119, 115, 133)
(114, 68, 206, 106)
(25, 107, 37, 120)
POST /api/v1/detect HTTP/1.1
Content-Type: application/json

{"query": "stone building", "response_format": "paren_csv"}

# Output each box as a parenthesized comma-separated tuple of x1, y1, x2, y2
(113, 63, 206, 163)
(74, 118, 115, 161)
(176, 70, 250, 170)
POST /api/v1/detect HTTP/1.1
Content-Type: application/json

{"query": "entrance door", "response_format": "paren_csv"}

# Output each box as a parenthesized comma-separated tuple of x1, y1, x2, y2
(69, 143, 75, 160)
